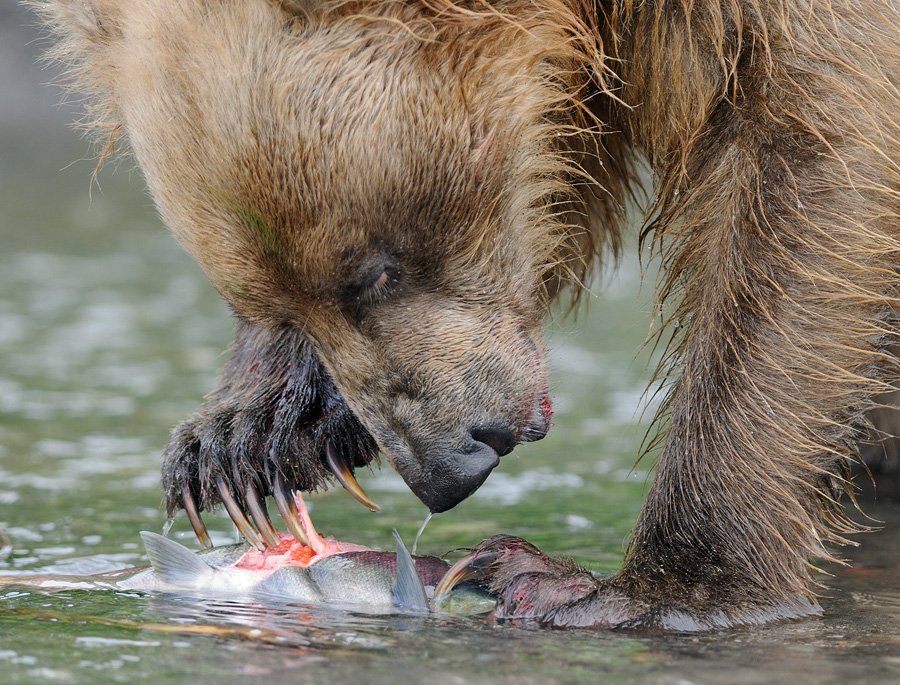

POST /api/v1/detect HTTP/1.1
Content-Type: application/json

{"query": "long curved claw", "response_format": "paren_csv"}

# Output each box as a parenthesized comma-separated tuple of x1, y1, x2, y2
(182, 485, 213, 549)
(325, 443, 380, 512)
(216, 476, 265, 551)
(244, 482, 281, 548)
(273, 473, 311, 547)
(432, 550, 498, 604)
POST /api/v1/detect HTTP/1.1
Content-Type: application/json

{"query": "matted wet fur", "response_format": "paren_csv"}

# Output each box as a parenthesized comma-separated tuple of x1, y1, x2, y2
(33, 0, 899, 630)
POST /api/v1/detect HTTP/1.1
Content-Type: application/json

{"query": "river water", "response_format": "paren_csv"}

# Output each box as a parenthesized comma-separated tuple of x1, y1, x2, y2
(1, 8, 898, 683)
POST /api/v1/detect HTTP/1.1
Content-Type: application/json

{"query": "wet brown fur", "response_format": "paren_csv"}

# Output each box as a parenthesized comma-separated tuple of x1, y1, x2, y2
(34, 0, 900, 629)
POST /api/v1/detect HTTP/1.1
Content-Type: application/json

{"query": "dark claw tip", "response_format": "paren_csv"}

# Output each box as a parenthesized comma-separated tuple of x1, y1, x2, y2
(182, 485, 212, 549)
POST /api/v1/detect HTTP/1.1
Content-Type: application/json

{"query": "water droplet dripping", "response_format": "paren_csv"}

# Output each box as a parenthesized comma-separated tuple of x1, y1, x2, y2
(161, 517, 174, 538)
(411, 512, 433, 556)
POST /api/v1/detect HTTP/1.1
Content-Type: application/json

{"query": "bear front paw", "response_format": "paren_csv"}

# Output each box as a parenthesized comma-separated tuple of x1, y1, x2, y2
(434, 535, 825, 631)
(434, 535, 679, 629)
(161, 320, 380, 550)
(433, 535, 616, 625)
(162, 398, 379, 550)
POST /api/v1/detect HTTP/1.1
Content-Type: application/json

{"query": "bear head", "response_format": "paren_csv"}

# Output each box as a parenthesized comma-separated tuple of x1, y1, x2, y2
(43, 0, 616, 511)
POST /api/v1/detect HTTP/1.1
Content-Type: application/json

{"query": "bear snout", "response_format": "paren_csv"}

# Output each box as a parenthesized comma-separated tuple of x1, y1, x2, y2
(405, 439, 503, 514)
(394, 412, 551, 513)
(470, 424, 517, 457)
(518, 391, 553, 444)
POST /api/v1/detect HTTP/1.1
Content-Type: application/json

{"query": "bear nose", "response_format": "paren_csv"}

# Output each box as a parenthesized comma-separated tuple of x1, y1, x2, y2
(470, 424, 517, 457)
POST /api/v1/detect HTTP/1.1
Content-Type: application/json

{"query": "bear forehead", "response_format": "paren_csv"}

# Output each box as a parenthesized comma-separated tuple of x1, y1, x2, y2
(112, 2, 560, 320)
(217, 71, 495, 288)
(119, 12, 507, 256)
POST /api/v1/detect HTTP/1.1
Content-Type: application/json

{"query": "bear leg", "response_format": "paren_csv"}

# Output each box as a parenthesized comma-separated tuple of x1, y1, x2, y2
(438, 1, 899, 630)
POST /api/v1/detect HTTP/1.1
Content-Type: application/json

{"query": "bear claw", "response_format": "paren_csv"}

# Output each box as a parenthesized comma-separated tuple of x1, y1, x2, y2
(180, 484, 212, 549)
(325, 443, 381, 512)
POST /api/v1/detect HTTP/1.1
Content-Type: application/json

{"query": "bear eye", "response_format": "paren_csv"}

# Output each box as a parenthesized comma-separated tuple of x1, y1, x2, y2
(360, 268, 391, 302)
(350, 260, 399, 306)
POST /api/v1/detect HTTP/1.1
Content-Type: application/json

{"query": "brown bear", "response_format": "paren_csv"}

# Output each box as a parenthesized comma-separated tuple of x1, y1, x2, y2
(35, 0, 899, 630)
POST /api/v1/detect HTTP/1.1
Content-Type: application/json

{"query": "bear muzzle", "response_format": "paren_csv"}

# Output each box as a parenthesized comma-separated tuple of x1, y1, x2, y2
(399, 406, 552, 513)
(403, 435, 504, 513)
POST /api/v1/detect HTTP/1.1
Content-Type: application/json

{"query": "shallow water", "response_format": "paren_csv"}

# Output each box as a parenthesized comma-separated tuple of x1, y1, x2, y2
(1, 15, 898, 682)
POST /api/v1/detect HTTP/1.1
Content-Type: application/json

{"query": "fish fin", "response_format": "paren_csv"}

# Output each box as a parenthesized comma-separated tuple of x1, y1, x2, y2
(391, 529, 429, 613)
(139, 531, 213, 584)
